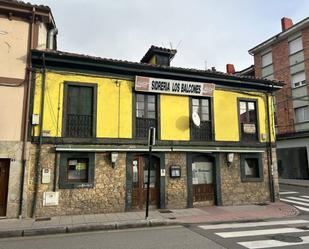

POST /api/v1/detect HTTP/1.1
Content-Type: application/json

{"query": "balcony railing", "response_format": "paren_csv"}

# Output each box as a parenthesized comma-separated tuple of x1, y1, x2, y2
(66, 114, 93, 137)
(136, 117, 156, 139)
(191, 120, 212, 141)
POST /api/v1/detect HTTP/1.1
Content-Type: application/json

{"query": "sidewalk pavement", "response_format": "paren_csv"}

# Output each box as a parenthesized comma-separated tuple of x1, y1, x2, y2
(279, 178, 309, 188)
(0, 202, 298, 238)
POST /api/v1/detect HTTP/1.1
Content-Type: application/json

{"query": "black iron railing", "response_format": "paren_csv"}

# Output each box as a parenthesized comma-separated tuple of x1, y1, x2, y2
(241, 123, 258, 142)
(136, 117, 156, 139)
(191, 121, 212, 141)
(66, 114, 93, 137)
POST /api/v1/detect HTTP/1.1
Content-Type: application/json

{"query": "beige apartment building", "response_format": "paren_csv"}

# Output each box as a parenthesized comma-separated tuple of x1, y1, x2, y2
(0, 0, 56, 218)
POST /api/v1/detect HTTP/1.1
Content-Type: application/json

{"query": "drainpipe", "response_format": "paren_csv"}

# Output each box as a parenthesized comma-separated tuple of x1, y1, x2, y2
(47, 28, 58, 50)
(31, 53, 47, 218)
(266, 91, 275, 202)
(19, 7, 36, 219)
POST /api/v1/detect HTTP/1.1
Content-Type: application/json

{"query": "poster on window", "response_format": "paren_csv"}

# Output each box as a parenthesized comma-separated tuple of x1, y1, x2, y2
(192, 162, 213, 185)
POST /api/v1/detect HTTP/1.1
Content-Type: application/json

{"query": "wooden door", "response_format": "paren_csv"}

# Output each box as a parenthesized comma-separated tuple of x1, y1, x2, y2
(132, 156, 160, 209)
(192, 160, 214, 203)
(0, 160, 10, 216)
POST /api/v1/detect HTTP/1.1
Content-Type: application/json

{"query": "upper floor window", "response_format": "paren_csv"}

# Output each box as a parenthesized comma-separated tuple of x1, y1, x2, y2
(289, 36, 303, 55)
(239, 100, 258, 142)
(291, 71, 306, 88)
(135, 93, 157, 139)
(190, 98, 212, 141)
(64, 83, 96, 138)
(261, 51, 272, 67)
(261, 51, 273, 78)
(295, 106, 309, 123)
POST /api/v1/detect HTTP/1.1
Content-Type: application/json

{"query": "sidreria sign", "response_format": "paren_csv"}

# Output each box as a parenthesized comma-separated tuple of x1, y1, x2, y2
(135, 76, 215, 97)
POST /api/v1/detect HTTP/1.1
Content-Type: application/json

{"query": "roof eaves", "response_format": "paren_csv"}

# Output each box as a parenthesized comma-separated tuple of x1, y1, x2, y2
(32, 49, 284, 88)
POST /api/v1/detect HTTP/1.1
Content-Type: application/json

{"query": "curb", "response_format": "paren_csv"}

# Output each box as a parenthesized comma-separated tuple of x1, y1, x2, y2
(0, 219, 178, 239)
(279, 182, 309, 188)
(0, 208, 299, 239)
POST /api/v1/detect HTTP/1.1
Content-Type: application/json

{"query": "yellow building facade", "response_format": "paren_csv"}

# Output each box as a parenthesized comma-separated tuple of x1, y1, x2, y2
(26, 47, 283, 217)
(33, 72, 275, 142)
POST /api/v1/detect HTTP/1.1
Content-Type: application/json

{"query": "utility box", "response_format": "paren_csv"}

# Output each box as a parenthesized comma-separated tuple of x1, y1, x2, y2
(43, 192, 59, 206)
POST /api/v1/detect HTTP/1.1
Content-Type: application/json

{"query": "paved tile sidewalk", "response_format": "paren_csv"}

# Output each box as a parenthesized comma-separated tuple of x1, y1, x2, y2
(0, 202, 298, 238)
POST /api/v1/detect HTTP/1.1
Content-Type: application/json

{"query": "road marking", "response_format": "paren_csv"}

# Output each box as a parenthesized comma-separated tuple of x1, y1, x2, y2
(279, 191, 298, 195)
(301, 195, 309, 199)
(215, 227, 308, 238)
(286, 196, 309, 203)
(294, 205, 309, 212)
(238, 235, 309, 249)
(198, 219, 309, 230)
(281, 198, 309, 207)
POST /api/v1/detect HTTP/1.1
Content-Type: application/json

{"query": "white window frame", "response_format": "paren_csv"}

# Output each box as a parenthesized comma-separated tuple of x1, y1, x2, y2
(289, 36, 303, 55)
(291, 71, 306, 88)
(261, 51, 272, 67)
(295, 106, 309, 123)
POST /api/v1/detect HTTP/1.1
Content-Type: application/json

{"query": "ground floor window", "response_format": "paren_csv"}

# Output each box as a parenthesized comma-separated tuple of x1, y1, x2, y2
(59, 152, 95, 189)
(240, 153, 263, 182)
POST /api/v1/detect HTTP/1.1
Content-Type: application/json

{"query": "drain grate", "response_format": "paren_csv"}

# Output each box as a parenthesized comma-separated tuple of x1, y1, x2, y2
(35, 217, 51, 222)
(271, 235, 303, 243)
(256, 203, 269, 206)
(158, 209, 173, 213)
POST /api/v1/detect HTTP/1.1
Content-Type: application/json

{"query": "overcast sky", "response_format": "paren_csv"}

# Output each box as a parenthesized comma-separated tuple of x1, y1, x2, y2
(35, 0, 308, 72)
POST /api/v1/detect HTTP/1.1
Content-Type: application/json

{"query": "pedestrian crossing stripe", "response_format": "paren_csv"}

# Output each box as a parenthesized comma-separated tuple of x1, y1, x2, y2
(301, 195, 309, 199)
(294, 205, 309, 212)
(279, 191, 298, 195)
(281, 198, 309, 207)
(198, 219, 309, 230)
(238, 235, 309, 249)
(286, 196, 309, 203)
(215, 227, 308, 238)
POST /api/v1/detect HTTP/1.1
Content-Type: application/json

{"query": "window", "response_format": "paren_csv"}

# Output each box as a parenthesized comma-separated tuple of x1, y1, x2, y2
(289, 36, 303, 55)
(261, 52, 272, 67)
(64, 83, 96, 138)
(244, 158, 260, 178)
(67, 158, 88, 182)
(59, 153, 95, 189)
(291, 71, 306, 88)
(261, 51, 273, 78)
(241, 154, 263, 182)
(239, 100, 258, 142)
(135, 93, 157, 138)
(295, 106, 309, 123)
(191, 98, 212, 141)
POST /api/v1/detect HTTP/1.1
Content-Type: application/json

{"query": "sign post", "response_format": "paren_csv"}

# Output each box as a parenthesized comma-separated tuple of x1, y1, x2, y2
(145, 127, 156, 219)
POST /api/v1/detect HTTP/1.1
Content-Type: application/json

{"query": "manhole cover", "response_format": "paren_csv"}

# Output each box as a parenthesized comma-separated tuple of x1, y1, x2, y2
(159, 209, 173, 213)
(271, 235, 303, 243)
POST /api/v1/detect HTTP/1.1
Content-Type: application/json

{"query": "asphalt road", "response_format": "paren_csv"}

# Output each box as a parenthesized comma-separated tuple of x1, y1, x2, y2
(0, 225, 225, 249)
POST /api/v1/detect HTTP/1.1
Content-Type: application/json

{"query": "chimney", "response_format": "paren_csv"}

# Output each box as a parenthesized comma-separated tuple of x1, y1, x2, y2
(141, 46, 177, 66)
(226, 64, 235, 75)
(281, 17, 293, 31)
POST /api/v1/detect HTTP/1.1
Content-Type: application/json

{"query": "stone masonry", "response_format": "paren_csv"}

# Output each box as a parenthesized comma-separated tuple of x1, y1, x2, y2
(220, 151, 279, 205)
(26, 144, 126, 217)
(165, 153, 187, 209)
